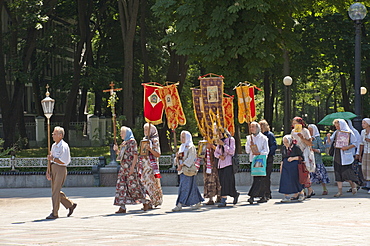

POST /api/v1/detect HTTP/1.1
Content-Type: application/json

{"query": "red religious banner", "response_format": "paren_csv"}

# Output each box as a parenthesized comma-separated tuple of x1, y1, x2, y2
(223, 94, 235, 136)
(235, 84, 260, 124)
(142, 83, 164, 125)
(157, 83, 186, 130)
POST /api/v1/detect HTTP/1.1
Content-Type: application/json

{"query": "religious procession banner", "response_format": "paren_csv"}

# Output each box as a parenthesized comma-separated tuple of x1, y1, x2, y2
(235, 84, 257, 124)
(157, 83, 186, 130)
(223, 94, 235, 136)
(199, 73, 225, 139)
(142, 83, 164, 125)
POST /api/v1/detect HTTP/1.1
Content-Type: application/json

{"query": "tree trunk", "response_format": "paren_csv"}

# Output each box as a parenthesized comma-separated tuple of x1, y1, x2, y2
(118, 0, 140, 127)
(263, 71, 272, 124)
(140, 0, 149, 82)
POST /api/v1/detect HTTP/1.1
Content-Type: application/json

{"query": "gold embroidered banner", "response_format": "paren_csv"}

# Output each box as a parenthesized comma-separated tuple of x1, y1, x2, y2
(199, 75, 224, 139)
(223, 94, 235, 136)
(191, 88, 206, 137)
(235, 85, 256, 124)
(157, 83, 186, 130)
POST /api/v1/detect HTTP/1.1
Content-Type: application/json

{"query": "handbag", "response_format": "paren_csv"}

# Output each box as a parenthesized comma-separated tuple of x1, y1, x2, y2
(251, 155, 267, 176)
(182, 164, 198, 176)
(298, 161, 309, 184)
(328, 141, 335, 156)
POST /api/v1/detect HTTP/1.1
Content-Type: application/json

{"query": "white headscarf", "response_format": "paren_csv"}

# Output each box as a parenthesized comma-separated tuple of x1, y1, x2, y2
(179, 131, 194, 154)
(337, 119, 353, 133)
(363, 118, 370, 126)
(308, 124, 320, 138)
(347, 120, 361, 141)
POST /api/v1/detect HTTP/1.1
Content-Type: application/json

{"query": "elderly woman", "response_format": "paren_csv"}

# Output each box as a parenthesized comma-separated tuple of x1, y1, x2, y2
(291, 117, 315, 198)
(214, 128, 239, 207)
(359, 118, 370, 193)
(172, 131, 204, 212)
(308, 124, 330, 195)
(113, 126, 147, 213)
(138, 123, 163, 209)
(327, 119, 359, 197)
(245, 122, 270, 204)
(279, 135, 305, 202)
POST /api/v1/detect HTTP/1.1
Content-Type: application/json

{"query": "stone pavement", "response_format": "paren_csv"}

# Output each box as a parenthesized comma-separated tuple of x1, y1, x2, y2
(1, 184, 370, 245)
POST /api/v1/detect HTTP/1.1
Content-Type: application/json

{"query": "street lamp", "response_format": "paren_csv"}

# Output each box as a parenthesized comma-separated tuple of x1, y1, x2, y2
(349, 2, 367, 132)
(41, 84, 55, 179)
(361, 86, 367, 95)
(283, 76, 293, 135)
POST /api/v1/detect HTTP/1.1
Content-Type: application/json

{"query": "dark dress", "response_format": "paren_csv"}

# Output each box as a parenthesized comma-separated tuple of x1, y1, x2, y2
(248, 131, 277, 199)
(279, 144, 304, 194)
(333, 148, 359, 183)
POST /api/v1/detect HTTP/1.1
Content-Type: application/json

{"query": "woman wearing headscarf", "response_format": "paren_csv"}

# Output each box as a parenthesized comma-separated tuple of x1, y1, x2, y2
(172, 131, 204, 211)
(346, 119, 365, 192)
(214, 128, 240, 207)
(291, 117, 315, 198)
(279, 135, 305, 202)
(308, 124, 330, 195)
(245, 122, 270, 204)
(259, 120, 277, 201)
(138, 123, 163, 209)
(113, 126, 147, 213)
(326, 119, 359, 197)
(359, 118, 370, 193)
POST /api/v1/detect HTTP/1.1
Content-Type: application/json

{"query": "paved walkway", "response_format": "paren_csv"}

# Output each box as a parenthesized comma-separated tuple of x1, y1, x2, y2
(1, 184, 370, 245)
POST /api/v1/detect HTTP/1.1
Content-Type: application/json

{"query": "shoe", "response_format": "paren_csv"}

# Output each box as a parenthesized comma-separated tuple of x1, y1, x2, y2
(141, 204, 153, 210)
(142, 203, 150, 211)
(281, 197, 291, 203)
(172, 204, 182, 212)
(346, 188, 352, 193)
(233, 193, 240, 204)
(362, 186, 370, 191)
(298, 194, 305, 202)
(322, 190, 328, 195)
(257, 197, 268, 203)
(217, 202, 226, 207)
(205, 200, 214, 205)
(46, 213, 58, 219)
(115, 207, 126, 214)
(290, 196, 298, 200)
(247, 197, 254, 204)
(307, 191, 315, 198)
(67, 203, 77, 217)
(334, 192, 342, 197)
(191, 202, 201, 210)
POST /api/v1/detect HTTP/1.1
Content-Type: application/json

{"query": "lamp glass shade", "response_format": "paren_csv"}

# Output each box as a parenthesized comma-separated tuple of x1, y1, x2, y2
(283, 76, 293, 86)
(348, 3, 367, 20)
(41, 96, 55, 119)
(361, 86, 367, 95)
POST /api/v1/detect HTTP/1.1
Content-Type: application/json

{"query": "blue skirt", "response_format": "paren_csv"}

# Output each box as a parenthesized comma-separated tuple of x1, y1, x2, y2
(279, 158, 303, 194)
(176, 174, 204, 206)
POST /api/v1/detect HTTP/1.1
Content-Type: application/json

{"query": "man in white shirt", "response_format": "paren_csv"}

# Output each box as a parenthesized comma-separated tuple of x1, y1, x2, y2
(46, 126, 77, 219)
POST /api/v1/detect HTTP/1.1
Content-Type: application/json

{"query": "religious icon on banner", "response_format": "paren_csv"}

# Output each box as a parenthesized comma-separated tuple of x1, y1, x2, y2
(207, 86, 219, 103)
(142, 83, 164, 125)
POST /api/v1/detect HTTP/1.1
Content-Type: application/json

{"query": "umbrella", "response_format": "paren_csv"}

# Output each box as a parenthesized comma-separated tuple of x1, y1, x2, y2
(318, 112, 357, 126)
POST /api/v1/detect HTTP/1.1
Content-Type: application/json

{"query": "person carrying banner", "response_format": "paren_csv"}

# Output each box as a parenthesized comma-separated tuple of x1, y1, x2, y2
(214, 128, 240, 207)
(203, 142, 221, 205)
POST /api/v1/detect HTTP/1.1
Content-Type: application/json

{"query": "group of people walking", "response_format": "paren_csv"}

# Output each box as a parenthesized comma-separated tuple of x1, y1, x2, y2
(44, 116, 370, 218)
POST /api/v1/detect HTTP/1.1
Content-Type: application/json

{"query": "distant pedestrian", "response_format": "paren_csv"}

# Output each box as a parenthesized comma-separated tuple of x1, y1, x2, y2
(113, 126, 147, 213)
(279, 135, 305, 202)
(308, 124, 330, 195)
(326, 119, 358, 197)
(46, 126, 77, 219)
(214, 128, 239, 207)
(172, 131, 204, 211)
(359, 118, 370, 193)
(245, 122, 269, 204)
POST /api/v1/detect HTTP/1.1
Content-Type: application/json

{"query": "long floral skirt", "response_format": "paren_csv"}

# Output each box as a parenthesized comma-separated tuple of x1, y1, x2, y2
(203, 163, 221, 198)
(310, 163, 330, 184)
(114, 165, 146, 206)
(139, 157, 163, 207)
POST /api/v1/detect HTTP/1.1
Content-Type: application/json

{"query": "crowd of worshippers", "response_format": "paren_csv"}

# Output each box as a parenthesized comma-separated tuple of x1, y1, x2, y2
(45, 117, 370, 218)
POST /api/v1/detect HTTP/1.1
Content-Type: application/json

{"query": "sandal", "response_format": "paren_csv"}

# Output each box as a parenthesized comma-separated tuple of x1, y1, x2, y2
(115, 208, 126, 214)
(322, 190, 328, 195)
(334, 192, 342, 198)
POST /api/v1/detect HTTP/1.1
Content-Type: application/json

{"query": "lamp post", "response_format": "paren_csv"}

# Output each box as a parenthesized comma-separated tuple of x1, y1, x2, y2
(283, 76, 293, 135)
(349, 2, 367, 132)
(41, 84, 55, 179)
(314, 95, 320, 124)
